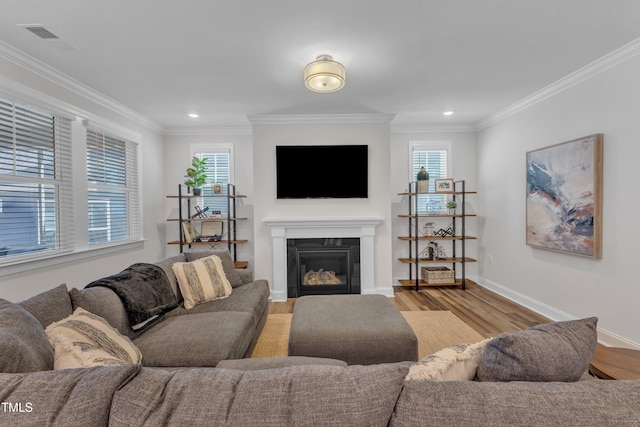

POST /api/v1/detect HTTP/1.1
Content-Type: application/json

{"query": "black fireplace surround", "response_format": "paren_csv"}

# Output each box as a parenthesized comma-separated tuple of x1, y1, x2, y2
(287, 238, 361, 298)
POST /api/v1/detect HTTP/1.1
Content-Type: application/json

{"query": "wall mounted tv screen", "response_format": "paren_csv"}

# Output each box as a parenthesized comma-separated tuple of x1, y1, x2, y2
(276, 145, 368, 199)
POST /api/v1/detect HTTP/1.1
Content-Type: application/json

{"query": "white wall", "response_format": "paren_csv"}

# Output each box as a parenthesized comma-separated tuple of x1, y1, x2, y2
(251, 121, 394, 295)
(163, 133, 255, 265)
(477, 53, 640, 348)
(0, 56, 166, 302)
(390, 131, 478, 283)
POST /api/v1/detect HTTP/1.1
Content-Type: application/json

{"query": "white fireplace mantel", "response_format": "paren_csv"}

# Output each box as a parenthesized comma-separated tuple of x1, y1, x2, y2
(263, 216, 384, 301)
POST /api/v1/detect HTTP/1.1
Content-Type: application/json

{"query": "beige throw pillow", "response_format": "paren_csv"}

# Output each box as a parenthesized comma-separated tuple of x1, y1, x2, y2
(45, 307, 142, 370)
(172, 255, 233, 309)
(406, 338, 491, 381)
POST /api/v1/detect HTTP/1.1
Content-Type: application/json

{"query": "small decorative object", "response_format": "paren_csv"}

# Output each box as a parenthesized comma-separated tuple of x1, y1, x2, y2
(184, 156, 207, 196)
(417, 166, 429, 193)
(447, 201, 457, 214)
(526, 134, 603, 258)
(437, 246, 447, 260)
(435, 225, 454, 237)
(181, 223, 195, 244)
(426, 200, 441, 214)
(435, 178, 454, 193)
(423, 222, 434, 237)
(213, 183, 221, 194)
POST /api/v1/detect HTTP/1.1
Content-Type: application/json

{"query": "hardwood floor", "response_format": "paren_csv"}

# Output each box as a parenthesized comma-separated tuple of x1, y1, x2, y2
(268, 282, 551, 339)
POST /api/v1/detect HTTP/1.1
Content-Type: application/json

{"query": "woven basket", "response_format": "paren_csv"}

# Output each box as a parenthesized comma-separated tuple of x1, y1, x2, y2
(421, 266, 454, 284)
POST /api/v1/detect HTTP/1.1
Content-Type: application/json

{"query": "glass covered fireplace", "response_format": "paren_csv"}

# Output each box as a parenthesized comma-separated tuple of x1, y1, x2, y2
(287, 238, 361, 297)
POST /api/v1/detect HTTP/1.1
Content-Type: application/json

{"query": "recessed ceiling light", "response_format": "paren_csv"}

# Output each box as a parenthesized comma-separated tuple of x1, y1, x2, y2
(188, 113, 199, 118)
(443, 111, 454, 116)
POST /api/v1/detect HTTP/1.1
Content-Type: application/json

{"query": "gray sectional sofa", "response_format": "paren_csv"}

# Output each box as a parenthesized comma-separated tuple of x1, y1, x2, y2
(1, 251, 640, 426)
(17, 250, 270, 368)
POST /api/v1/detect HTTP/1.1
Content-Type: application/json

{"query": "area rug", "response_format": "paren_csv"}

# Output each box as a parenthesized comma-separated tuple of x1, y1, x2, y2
(251, 310, 485, 359)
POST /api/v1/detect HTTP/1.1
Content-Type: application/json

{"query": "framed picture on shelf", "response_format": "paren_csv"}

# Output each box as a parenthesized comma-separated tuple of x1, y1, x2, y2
(526, 134, 603, 258)
(434, 179, 454, 193)
(182, 222, 195, 244)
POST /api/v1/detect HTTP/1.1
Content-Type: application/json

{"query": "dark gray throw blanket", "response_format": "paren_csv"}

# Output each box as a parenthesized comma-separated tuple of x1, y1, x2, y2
(86, 263, 178, 327)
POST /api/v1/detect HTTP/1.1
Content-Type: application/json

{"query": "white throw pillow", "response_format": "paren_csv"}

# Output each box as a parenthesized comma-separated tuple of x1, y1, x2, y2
(172, 254, 233, 309)
(45, 307, 142, 370)
(406, 338, 491, 381)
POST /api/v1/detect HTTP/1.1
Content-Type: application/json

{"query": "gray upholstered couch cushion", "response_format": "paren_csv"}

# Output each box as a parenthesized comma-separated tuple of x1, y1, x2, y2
(0, 365, 139, 427)
(69, 287, 135, 338)
(165, 280, 269, 327)
(477, 317, 598, 382)
(154, 253, 187, 301)
(216, 356, 348, 371)
(390, 378, 640, 426)
(18, 284, 73, 328)
(132, 311, 255, 367)
(0, 299, 54, 373)
(110, 363, 410, 426)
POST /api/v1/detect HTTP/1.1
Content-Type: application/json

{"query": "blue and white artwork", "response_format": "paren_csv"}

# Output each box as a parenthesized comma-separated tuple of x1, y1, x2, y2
(526, 135, 602, 258)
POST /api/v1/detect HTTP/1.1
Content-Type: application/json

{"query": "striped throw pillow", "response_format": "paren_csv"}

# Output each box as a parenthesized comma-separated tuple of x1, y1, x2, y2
(172, 255, 232, 309)
(45, 307, 142, 370)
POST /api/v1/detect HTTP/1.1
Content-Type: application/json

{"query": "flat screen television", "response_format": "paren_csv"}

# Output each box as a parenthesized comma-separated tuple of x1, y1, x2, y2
(276, 145, 368, 199)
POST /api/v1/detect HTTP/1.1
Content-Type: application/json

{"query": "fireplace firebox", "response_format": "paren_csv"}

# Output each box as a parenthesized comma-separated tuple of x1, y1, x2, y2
(287, 238, 361, 297)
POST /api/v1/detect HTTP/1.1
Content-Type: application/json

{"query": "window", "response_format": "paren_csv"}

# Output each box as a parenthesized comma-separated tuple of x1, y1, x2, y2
(194, 149, 231, 216)
(86, 128, 139, 245)
(0, 98, 73, 262)
(411, 142, 450, 213)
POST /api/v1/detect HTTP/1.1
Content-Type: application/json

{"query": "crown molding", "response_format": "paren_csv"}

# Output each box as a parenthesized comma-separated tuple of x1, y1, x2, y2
(390, 123, 478, 134)
(0, 41, 164, 133)
(247, 113, 396, 125)
(478, 37, 640, 129)
(164, 125, 252, 136)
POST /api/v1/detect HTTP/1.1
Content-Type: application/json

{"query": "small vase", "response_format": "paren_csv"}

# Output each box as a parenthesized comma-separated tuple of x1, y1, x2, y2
(193, 188, 202, 196)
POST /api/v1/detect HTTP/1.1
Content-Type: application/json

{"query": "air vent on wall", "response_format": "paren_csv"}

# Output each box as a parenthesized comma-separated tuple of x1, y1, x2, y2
(18, 24, 78, 51)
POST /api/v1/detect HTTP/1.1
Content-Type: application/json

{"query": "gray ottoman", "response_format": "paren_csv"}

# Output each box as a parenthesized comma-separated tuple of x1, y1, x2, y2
(288, 294, 418, 365)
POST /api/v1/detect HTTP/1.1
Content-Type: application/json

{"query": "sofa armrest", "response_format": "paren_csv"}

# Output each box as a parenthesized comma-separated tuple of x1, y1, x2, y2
(237, 268, 253, 285)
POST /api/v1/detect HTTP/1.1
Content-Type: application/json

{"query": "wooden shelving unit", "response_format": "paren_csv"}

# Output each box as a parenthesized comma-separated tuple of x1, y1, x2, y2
(397, 180, 477, 290)
(167, 183, 247, 262)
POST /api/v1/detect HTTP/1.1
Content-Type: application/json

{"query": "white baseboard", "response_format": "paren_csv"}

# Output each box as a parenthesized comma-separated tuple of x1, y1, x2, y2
(477, 276, 640, 350)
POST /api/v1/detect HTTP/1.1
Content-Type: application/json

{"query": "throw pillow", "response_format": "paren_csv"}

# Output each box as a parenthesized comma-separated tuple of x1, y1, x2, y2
(0, 299, 54, 373)
(476, 317, 598, 382)
(45, 307, 142, 370)
(405, 338, 491, 381)
(172, 255, 233, 309)
(185, 249, 244, 287)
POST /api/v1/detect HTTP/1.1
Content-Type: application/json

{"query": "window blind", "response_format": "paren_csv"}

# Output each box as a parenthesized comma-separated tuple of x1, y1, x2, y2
(86, 128, 139, 245)
(198, 151, 230, 216)
(0, 98, 73, 262)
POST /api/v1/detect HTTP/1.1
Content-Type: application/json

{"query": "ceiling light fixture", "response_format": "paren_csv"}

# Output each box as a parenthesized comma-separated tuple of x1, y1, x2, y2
(443, 111, 455, 116)
(304, 55, 346, 93)
(188, 113, 199, 118)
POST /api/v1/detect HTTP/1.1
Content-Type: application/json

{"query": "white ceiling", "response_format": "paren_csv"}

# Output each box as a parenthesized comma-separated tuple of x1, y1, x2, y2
(2, 0, 640, 130)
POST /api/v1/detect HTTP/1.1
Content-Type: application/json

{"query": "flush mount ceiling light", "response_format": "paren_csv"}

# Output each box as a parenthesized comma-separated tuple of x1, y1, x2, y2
(443, 111, 455, 116)
(304, 55, 346, 93)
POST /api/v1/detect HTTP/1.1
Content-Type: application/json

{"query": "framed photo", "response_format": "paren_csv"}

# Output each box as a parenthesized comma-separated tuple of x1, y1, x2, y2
(434, 179, 454, 193)
(526, 134, 603, 258)
(182, 222, 195, 244)
(201, 220, 223, 237)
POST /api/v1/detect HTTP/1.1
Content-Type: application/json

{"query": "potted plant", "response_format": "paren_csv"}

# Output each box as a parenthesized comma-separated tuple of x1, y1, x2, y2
(446, 200, 457, 214)
(184, 156, 207, 195)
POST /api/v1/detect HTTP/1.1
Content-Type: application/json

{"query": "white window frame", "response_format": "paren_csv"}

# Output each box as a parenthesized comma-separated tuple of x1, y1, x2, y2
(0, 85, 143, 276)
(190, 143, 234, 216)
(409, 141, 452, 213)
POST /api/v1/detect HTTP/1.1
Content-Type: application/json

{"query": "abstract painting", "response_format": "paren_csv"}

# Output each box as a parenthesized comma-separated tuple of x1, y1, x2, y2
(526, 134, 603, 258)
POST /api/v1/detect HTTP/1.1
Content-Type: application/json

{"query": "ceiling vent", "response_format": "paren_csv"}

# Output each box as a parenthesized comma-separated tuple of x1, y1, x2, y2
(19, 24, 78, 51)
(24, 25, 59, 39)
